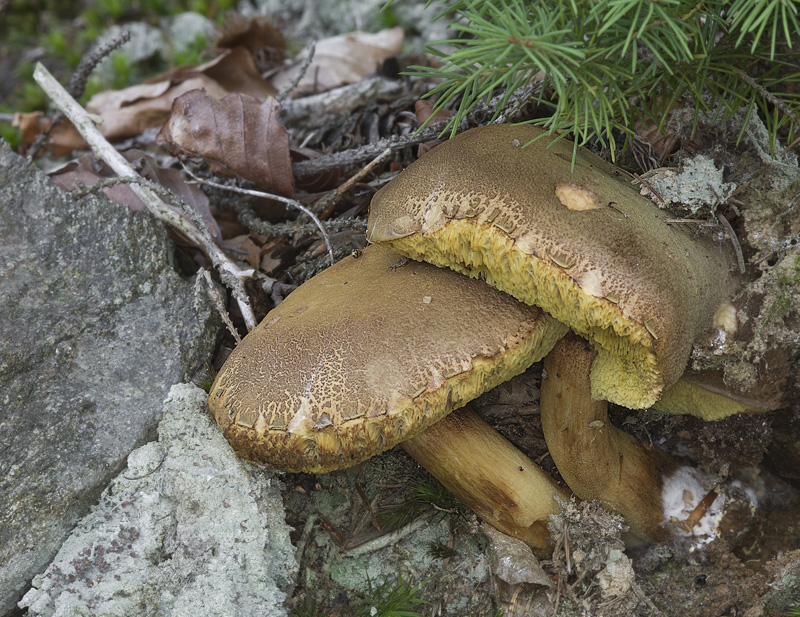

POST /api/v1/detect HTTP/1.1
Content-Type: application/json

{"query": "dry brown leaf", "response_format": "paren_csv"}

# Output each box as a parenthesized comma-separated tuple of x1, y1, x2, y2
(414, 99, 452, 126)
(216, 16, 286, 71)
(635, 118, 680, 165)
(221, 234, 261, 269)
(153, 47, 277, 101)
(270, 27, 404, 97)
(156, 89, 294, 196)
(85, 47, 277, 141)
(21, 47, 278, 155)
(49, 149, 221, 243)
(89, 76, 229, 140)
(13, 112, 87, 156)
(414, 99, 454, 157)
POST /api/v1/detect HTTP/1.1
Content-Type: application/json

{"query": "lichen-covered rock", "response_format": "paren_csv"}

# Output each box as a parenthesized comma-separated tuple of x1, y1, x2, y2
(0, 142, 220, 615)
(18, 384, 297, 617)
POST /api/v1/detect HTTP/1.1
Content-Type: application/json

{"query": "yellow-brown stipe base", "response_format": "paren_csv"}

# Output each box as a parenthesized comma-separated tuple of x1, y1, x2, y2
(402, 406, 570, 556)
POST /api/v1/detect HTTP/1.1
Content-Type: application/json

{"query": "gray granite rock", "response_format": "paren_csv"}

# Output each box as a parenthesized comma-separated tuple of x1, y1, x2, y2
(0, 143, 221, 615)
(18, 384, 297, 617)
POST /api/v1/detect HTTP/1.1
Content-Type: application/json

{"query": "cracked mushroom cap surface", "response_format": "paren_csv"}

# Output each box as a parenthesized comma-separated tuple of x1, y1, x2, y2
(366, 124, 737, 408)
(208, 245, 567, 473)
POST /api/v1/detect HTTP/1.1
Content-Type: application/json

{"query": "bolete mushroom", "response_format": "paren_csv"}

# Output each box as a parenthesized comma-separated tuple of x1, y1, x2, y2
(366, 124, 743, 541)
(366, 124, 738, 409)
(209, 245, 569, 552)
(540, 334, 678, 542)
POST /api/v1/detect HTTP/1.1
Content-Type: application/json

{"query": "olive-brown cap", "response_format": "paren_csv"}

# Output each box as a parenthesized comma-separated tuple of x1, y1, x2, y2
(208, 245, 567, 473)
(366, 125, 737, 408)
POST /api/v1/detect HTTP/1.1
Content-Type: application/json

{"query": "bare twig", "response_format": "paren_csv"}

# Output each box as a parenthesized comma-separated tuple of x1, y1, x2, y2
(294, 513, 318, 570)
(314, 147, 392, 219)
(180, 167, 335, 265)
(71, 174, 175, 201)
(33, 62, 262, 331)
(196, 269, 241, 344)
(734, 68, 800, 129)
(290, 85, 528, 181)
(671, 487, 718, 533)
(343, 511, 436, 555)
(664, 218, 716, 224)
(28, 31, 131, 160)
(717, 210, 746, 273)
(276, 41, 316, 103)
(633, 171, 666, 204)
(291, 120, 456, 180)
(69, 30, 132, 98)
(230, 199, 365, 240)
(492, 82, 541, 125)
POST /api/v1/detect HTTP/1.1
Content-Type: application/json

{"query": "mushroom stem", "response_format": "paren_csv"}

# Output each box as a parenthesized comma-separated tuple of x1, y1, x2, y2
(540, 335, 677, 542)
(401, 406, 569, 556)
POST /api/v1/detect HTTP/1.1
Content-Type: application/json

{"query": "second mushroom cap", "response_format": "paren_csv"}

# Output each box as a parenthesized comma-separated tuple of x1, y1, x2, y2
(367, 124, 738, 408)
(208, 245, 567, 473)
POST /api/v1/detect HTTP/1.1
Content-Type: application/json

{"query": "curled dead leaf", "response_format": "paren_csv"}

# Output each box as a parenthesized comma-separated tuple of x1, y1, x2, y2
(216, 16, 286, 72)
(221, 234, 261, 269)
(270, 27, 404, 97)
(156, 89, 294, 197)
(155, 46, 277, 101)
(88, 77, 229, 141)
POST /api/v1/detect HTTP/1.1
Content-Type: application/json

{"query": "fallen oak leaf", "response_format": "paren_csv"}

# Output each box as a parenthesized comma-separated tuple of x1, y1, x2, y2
(156, 89, 294, 197)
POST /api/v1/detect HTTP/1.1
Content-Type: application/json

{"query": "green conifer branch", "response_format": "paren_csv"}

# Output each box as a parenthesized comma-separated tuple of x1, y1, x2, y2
(403, 0, 800, 160)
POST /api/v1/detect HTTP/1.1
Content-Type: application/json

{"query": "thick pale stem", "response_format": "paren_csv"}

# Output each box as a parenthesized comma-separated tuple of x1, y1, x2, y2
(540, 335, 676, 542)
(401, 406, 569, 556)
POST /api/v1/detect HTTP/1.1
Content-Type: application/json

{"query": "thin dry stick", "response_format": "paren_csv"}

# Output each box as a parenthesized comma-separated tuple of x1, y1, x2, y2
(28, 31, 131, 161)
(314, 146, 392, 218)
(33, 62, 261, 331)
(196, 269, 241, 344)
(717, 211, 746, 273)
(292, 120, 454, 180)
(180, 167, 335, 265)
(277, 41, 316, 103)
(734, 68, 800, 129)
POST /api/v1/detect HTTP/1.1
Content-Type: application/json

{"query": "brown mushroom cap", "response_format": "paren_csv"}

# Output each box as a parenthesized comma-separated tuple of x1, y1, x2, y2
(209, 245, 567, 473)
(366, 124, 737, 408)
